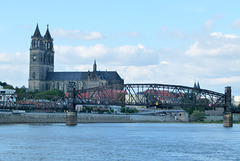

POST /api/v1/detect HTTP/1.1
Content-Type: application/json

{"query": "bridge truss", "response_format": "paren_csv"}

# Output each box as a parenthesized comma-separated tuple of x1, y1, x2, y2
(75, 84, 226, 108)
(0, 93, 67, 111)
(0, 84, 226, 111)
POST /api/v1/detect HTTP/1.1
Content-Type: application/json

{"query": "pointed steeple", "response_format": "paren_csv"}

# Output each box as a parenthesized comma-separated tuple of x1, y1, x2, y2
(44, 24, 52, 40)
(93, 59, 97, 72)
(197, 82, 200, 89)
(32, 24, 42, 37)
(194, 82, 197, 88)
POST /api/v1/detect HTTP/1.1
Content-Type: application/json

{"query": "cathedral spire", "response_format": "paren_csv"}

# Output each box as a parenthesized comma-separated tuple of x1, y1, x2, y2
(197, 82, 200, 89)
(93, 59, 97, 72)
(44, 24, 52, 40)
(32, 23, 42, 37)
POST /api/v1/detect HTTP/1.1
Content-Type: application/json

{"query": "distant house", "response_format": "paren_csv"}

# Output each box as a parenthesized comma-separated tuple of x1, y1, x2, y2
(0, 86, 16, 105)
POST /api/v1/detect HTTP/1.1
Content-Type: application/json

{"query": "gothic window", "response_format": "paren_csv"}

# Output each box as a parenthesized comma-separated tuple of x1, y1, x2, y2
(38, 40, 40, 47)
(48, 42, 50, 49)
(45, 42, 47, 49)
(33, 55, 36, 62)
(34, 40, 37, 47)
(32, 72, 36, 79)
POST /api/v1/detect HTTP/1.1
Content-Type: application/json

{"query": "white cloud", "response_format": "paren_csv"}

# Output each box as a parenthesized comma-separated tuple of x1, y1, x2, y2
(55, 44, 108, 59)
(160, 61, 169, 65)
(233, 19, 240, 29)
(204, 19, 213, 31)
(0, 52, 28, 63)
(54, 44, 156, 67)
(185, 32, 240, 56)
(0, 52, 28, 87)
(185, 41, 222, 56)
(52, 28, 104, 40)
(208, 76, 240, 85)
(210, 32, 239, 39)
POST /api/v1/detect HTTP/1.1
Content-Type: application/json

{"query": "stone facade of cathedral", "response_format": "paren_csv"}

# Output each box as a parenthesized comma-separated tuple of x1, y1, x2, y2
(28, 25, 124, 93)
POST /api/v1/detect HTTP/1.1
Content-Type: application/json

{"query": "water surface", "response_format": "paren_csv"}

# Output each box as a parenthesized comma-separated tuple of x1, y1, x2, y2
(0, 123, 239, 161)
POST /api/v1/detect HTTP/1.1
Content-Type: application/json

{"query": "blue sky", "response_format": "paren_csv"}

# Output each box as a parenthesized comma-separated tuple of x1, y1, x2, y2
(0, 0, 240, 96)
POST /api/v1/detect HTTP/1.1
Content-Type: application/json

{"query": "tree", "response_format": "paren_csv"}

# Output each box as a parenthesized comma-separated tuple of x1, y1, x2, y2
(0, 81, 14, 89)
(39, 88, 65, 97)
(15, 86, 27, 93)
(191, 110, 205, 121)
(120, 107, 138, 114)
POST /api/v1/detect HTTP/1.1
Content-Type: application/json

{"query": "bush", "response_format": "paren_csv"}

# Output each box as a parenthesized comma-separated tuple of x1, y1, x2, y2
(120, 107, 138, 114)
(191, 110, 205, 121)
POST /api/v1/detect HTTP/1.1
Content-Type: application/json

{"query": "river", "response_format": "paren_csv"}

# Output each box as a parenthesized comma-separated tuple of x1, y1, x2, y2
(0, 123, 239, 161)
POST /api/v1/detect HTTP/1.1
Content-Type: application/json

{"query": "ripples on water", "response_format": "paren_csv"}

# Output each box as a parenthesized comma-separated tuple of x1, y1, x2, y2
(0, 123, 239, 161)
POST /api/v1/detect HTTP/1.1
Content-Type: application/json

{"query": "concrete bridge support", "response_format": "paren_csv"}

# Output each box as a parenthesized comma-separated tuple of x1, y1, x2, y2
(66, 82, 77, 126)
(223, 86, 232, 127)
(66, 111, 77, 126)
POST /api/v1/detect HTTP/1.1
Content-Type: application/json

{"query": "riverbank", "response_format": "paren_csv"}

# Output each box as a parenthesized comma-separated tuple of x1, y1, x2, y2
(0, 112, 187, 124)
(1, 112, 239, 124)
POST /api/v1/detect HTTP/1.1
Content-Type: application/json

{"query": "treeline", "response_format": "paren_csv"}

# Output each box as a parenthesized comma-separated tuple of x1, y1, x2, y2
(0, 81, 14, 89)
(0, 81, 64, 97)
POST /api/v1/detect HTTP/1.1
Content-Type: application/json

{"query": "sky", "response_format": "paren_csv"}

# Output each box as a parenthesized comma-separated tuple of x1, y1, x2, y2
(0, 0, 240, 96)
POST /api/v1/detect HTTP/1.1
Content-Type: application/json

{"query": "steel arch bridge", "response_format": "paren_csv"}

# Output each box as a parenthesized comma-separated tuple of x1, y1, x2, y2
(75, 84, 226, 108)
(0, 83, 228, 111)
(0, 94, 67, 111)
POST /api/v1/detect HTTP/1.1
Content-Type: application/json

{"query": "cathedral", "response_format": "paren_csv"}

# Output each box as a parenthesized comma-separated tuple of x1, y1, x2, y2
(28, 24, 124, 93)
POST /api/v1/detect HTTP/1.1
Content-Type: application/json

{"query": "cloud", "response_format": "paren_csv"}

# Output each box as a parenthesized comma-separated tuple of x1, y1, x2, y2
(185, 32, 240, 56)
(208, 76, 240, 85)
(210, 32, 239, 39)
(52, 28, 104, 40)
(0, 52, 28, 63)
(54, 43, 156, 67)
(160, 61, 169, 65)
(204, 19, 213, 31)
(233, 19, 240, 29)
(55, 44, 107, 58)
(0, 52, 28, 87)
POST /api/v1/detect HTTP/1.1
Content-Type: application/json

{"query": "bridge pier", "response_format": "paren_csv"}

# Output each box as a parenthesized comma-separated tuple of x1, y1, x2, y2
(223, 113, 233, 127)
(66, 111, 77, 126)
(66, 82, 77, 126)
(223, 86, 232, 127)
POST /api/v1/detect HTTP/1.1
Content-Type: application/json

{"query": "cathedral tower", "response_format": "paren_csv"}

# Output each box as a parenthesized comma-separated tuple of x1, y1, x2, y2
(28, 24, 54, 92)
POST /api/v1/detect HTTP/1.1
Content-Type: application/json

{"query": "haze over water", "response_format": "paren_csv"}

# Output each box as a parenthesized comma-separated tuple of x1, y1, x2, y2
(0, 123, 239, 161)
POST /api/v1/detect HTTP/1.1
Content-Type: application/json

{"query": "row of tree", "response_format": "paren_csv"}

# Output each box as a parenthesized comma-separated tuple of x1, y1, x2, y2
(0, 81, 65, 98)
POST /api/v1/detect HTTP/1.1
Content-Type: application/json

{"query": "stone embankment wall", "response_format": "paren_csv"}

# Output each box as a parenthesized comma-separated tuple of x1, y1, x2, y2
(0, 113, 187, 123)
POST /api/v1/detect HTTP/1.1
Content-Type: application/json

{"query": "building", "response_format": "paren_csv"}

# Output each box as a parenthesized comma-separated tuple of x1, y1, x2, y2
(28, 25, 124, 93)
(0, 86, 16, 104)
(233, 96, 240, 106)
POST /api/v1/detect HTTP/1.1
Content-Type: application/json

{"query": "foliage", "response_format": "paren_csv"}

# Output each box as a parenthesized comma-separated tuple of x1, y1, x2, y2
(120, 107, 138, 113)
(182, 106, 195, 115)
(232, 104, 240, 113)
(191, 110, 205, 121)
(15, 86, 27, 93)
(16, 88, 65, 100)
(0, 81, 14, 89)
(38, 88, 65, 97)
(82, 106, 93, 113)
